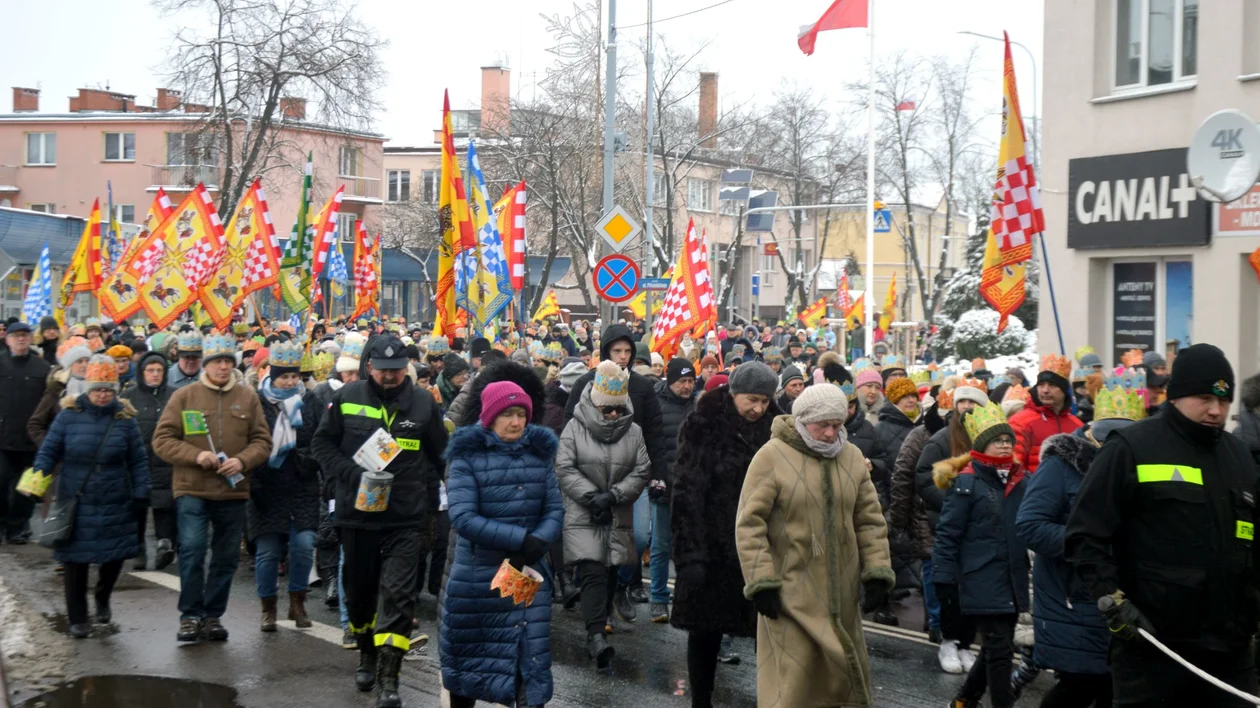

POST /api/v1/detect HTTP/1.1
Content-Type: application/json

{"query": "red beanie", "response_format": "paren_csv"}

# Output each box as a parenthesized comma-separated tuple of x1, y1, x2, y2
(704, 373, 729, 392)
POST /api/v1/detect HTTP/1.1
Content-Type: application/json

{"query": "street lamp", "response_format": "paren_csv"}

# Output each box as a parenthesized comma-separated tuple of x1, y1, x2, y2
(957, 30, 1040, 171)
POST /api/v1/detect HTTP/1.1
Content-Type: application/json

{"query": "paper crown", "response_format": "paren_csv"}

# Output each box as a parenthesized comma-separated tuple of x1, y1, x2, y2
(85, 354, 119, 387)
(930, 368, 956, 384)
(1039, 353, 1073, 380)
(341, 334, 366, 361)
(1095, 367, 1148, 421)
(964, 400, 1010, 442)
(909, 369, 931, 385)
(851, 357, 875, 374)
(591, 361, 630, 404)
(202, 334, 236, 362)
(1003, 383, 1028, 403)
(936, 388, 954, 410)
(881, 354, 906, 370)
(542, 341, 565, 362)
(528, 341, 545, 358)
(762, 347, 783, 363)
(426, 336, 450, 357)
(300, 350, 315, 372)
(1073, 345, 1096, 362)
(839, 381, 855, 399)
(232, 323, 250, 335)
(177, 331, 204, 353)
(1071, 368, 1093, 383)
(269, 341, 303, 370)
(312, 352, 335, 382)
(1120, 349, 1144, 368)
(960, 376, 989, 394)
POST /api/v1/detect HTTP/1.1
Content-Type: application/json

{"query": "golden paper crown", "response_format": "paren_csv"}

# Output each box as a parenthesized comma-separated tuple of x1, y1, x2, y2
(1095, 368, 1148, 421)
(960, 376, 989, 394)
(1003, 383, 1028, 403)
(300, 350, 315, 373)
(909, 369, 931, 385)
(936, 388, 955, 411)
(964, 401, 1009, 442)
(1073, 345, 1096, 362)
(1120, 349, 1144, 368)
(312, 352, 335, 382)
(1040, 353, 1073, 380)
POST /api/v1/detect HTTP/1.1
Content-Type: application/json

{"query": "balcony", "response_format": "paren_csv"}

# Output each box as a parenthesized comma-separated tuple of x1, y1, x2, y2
(148, 164, 220, 191)
(338, 174, 382, 204)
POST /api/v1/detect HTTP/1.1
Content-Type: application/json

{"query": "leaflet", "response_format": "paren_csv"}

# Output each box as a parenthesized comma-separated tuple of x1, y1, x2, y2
(353, 428, 402, 472)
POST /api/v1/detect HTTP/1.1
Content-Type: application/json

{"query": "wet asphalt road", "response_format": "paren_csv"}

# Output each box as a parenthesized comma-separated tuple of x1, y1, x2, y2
(2, 542, 1051, 707)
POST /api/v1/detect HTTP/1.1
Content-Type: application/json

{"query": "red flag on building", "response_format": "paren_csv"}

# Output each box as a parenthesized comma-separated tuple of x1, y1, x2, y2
(797, 0, 868, 56)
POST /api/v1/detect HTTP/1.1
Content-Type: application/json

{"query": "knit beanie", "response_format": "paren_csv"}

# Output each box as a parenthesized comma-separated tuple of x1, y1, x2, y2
(442, 353, 471, 379)
(1167, 343, 1234, 402)
(1078, 352, 1103, 369)
(590, 360, 630, 407)
(953, 385, 990, 408)
(856, 368, 884, 389)
(510, 348, 532, 367)
(793, 383, 849, 425)
(470, 337, 492, 358)
(479, 381, 534, 429)
(337, 334, 365, 373)
(1037, 354, 1074, 400)
(704, 373, 729, 392)
(57, 337, 93, 369)
(700, 354, 720, 369)
(651, 352, 665, 369)
(779, 365, 804, 388)
(729, 361, 778, 398)
(269, 341, 303, 377)
(1142, 350, 1167, 370)
(85, 354, 120, 392)
(667, 358, 697, 385)
(559, 361, 589, 390)
(38, 315, 59, 333)
(885, 377, 919, 405)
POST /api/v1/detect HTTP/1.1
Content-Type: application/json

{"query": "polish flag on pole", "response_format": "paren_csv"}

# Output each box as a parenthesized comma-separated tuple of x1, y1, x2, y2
(797, 0, 869, 55)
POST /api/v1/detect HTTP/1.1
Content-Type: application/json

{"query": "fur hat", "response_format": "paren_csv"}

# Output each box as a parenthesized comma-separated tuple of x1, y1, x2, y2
(885, 377, 919, 405)
(269, 341, 303, 377)
(479, 381, 534, 429)
(57, 337, 93, 369)
(337, 334, 366, 373)
(85, 354, 119, 392)
(817, 351, 851, 387)
(590, 360, 630, 407)
(793, 383, 849, 425)
(201, 334, 236, 365)
(729, 361, 778, 398)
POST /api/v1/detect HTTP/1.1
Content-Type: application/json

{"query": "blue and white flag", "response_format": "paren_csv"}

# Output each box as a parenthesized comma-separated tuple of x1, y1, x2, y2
(456, 141, 513, 334)
(327, 240, 349, 299)
(288, 312, 303, 334)
(22, 244, 52, 324)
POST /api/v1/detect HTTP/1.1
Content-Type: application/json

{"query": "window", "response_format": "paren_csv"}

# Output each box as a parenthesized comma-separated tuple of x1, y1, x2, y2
(762, 250, 778, 273)
(687, 178, 714, 212)
(421, 170, 439, 202)
(166, 132, 215, 165)
(104, 132, 135, 161)
(113, 205, 135, 224)
(1114, 0, 1198, 90)
(652, 171, 669, 206)
(338, 212, 358, 243)
(339, 147, 361, 177)
(387, 170, 411, 202)
(25, 133, 55, 165)
(28, 203, 55, 213)
(1109, 258, 1192, 365)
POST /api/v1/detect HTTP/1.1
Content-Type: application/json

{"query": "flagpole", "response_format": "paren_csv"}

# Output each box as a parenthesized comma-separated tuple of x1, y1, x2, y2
(1038, 234, 1065, 355)
(863, 0, 876, 357)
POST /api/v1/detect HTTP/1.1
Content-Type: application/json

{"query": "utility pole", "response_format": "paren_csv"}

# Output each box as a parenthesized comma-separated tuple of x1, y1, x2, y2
(600, 0, 618, 326)
(643, 0, 656, 335)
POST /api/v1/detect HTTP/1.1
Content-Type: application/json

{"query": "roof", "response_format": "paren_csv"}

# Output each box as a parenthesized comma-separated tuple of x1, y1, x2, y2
(0, 112, 386, 142)
(0, 207, 87, 265)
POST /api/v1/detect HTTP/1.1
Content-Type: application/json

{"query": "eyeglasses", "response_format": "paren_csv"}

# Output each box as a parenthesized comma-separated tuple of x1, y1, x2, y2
(991, 436, 1016, 447)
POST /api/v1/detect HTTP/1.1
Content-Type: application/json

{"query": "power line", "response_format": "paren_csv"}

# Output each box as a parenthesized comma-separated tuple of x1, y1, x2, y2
(618, 0, 737, 29)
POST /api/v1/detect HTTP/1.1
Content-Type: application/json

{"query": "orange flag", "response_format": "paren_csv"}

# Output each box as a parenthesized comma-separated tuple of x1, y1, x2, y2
(56, 199, 103, 322)
(434, 90, 475, 337)
(100, 189, 174, 321)
(197, 179, 278, 329)
(129, 184, 226, 329)
(352, 220, 380, 321)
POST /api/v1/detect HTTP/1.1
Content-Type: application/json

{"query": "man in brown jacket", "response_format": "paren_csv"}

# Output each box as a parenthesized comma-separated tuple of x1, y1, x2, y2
(153, 333, 271, 644)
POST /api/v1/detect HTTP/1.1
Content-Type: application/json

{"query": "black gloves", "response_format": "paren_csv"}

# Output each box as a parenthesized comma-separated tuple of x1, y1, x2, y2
(1103, 597, 1156, 640)
(860, 580, 890, 615)
(509, 535, 548, 570)
(131, 498, 149, 515)
(677, 563, 707, 588)
(647, 479, 668, 503)
(752, 588, 782, 620)
(583, 491, 616, 526)
(589, 491, 616, 511)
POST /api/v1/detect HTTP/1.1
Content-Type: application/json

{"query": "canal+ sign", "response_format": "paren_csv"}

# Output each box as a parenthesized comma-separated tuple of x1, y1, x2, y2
(1067, 148, 1210, 249)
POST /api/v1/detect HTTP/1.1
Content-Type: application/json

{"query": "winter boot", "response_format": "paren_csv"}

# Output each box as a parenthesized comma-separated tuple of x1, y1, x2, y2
(288, 591, 312, 628)
(94, 590, 112, 624)
(260, 597, 278, 632)
(375, 645, 404, 708)
(561, 568, 582, 610)
(587, 632, 614, 669)
(355, 634, 378, 692)
(1011, 645, 1040, 699)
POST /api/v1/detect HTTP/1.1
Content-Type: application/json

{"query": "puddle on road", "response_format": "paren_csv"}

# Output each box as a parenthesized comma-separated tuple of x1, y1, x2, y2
(18, 675, 242, 708)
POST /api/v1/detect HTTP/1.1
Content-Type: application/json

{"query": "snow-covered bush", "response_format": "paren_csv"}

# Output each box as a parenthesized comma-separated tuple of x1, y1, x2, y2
(950, 309, 1029, 360)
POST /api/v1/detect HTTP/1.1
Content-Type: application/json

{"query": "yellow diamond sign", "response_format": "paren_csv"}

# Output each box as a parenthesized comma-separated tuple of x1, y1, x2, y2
(596, 205, 642, 252)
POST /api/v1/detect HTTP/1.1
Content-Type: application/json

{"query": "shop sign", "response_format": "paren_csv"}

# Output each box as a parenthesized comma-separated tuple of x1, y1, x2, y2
(1215, 183, 1260, 236)
(1068, 148, 1210, 249)
(1112, 262, 1157, 366)
(764, 242, 779, 257)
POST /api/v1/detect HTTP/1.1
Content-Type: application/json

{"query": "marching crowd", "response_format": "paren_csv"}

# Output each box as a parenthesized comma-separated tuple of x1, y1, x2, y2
(0, 312, 1257, 708)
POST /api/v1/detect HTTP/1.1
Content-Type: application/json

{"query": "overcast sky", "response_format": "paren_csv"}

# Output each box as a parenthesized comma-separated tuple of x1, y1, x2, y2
(1, 0, 1043, 146)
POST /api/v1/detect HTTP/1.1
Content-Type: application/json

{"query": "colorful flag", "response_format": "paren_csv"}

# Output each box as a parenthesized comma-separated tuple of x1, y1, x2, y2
(798, 296, 828, 329)
(689, 229, 717, 340)
(434, 90, 476, 337)
(57, 198, 104, 320)
(307, 187, 345, 306)
(457, 141, 513, 335)
(327, 240, 349, 299)
(532, 290, 561, 322)
(835, 270, 852, 313)
(653, 220, 711, 356)
(197, 179, 278, 329)
(129, 184, 226, 329)
(797, 0, 868, 56)
(626, 267, 673, 320)
(846, 292, 865, 331)
(896, 100, 917, 111)
(494, 181, 527, 292)
(100, 189, 174, 321)
(103, 181, 124, 279)
(22, 244, 52, 325)
(879, 272, 897, 330)
(280, 153, 314, 312)
(352, 221, 379, 321)
(981, 32, 1044, 333)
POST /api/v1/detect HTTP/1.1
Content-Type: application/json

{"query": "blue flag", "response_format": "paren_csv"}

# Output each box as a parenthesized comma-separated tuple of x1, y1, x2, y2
(22, 244, 52, 324)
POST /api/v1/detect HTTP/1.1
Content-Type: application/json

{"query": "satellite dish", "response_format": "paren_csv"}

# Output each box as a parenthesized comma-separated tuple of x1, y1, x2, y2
(1187, 109, 1260, 203)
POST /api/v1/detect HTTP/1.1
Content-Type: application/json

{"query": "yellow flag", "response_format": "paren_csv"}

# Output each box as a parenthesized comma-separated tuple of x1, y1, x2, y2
(626, 267, 671, 319)
(879, 272, 897, 330)
(435, 90, 474, 336)
(846, 293, 865, 331)
(56, 199, 103, 323)
(798, 296, 828, 329)
(532, 290, 560, 322)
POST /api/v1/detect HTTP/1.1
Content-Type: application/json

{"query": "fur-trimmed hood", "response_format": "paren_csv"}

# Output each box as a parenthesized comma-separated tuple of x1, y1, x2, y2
(59, 393, 137, 419)
(933, 453, 972, 490)
(445, 421, 558, 462)
(1038, 432, 1097, 474)
(1243, 372, 1260, 412)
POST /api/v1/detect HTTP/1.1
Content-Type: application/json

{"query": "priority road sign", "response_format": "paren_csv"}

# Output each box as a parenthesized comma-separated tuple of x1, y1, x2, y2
(596, 205, 643, 252)
(874, 209, 892, 233)
(593, 254, 641, 303)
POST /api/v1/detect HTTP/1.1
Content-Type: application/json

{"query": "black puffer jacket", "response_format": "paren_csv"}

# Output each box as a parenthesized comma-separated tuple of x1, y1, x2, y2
(120, 352, 175, 506)
(650, 378, 696, 499)
(844, 408, 881, 462)
(0, 349, 50, 451)
(916, 423, 956, 532)
(872, 402, 919, 507)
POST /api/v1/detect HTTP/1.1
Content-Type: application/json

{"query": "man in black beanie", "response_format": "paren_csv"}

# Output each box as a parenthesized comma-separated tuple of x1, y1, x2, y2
(1066, 343, 1258, 704)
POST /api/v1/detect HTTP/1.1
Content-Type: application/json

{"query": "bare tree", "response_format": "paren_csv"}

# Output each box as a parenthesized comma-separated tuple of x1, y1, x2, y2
(156, 0, 385, 218)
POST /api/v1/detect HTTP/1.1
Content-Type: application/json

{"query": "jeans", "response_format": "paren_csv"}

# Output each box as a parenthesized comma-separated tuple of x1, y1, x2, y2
(617, 492, 651, 587)
(255, 527, 316, 598)
(649, 501, 672, 604)
(338, 548, 348, 629)
(921, 557, 940, 631)
(176, 497, 246, 620)
(957, 614, 1017, 708)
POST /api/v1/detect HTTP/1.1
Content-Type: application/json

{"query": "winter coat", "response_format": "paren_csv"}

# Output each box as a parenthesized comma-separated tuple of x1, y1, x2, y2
(305, 379, 342, 502)
(450, 361, 548, 431)
(167, 362, 200, 390)
(1234, 375, 1260, 465)
(28, 367, 72, 449)
(32, 394, 150, 564)
(775, 390, 795, 415)
(651, 378, 695, 495)
(670, 387, 778, 636)
(915, 425, 956, 533)
(844, 412, 881, 465)
(0, 349, 50, 451)
(1007, 397, 1083, 473)
(872, 402, 919, 507)
(440, 424, 564, 707)
(1014, 433, 1108, 675)
(152, 372, 273, 501)
(542, 380, 567, 438)
(737, 416, 894, 708)
(890, 425, 935, 560)
(554, 388, 650, 567)
(931, 454, 1030, 616)
(119, 353, 175, 509)
(246, 392, 321, 541)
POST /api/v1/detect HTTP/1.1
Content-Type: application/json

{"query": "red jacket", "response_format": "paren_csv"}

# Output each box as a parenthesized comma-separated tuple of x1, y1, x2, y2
(1007, 397, 1083, 473)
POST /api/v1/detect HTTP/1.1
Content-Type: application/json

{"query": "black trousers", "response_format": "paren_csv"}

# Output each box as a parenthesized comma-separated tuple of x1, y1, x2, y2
(575, 560, 617, 636)
(416, 511, 449, 596)
(957, 614, 1017, 708)
(315, 512, 339, 580)
(1110, 638, 1258, 707)
(136, 507, 177, 554)
(1041, 670, 1113, 708)
(449, 676, 537, 708)
(63, 560, 124, 625)
(686, 629, 723, 708)
(341, 526, 423, 651)
(0, 450, 35, 538)
(939, 582, 977, 647)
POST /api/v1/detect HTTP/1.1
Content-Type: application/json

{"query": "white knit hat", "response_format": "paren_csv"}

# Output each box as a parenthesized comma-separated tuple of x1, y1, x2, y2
(793, 383, 849, 424)
(953, 386, 989, 408)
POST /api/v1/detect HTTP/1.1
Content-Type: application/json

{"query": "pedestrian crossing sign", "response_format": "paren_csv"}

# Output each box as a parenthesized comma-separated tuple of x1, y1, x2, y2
(874, 209, 892, 233)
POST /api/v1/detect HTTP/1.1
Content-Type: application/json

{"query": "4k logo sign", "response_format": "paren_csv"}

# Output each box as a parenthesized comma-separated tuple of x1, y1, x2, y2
(1213, 128, 1245, 158)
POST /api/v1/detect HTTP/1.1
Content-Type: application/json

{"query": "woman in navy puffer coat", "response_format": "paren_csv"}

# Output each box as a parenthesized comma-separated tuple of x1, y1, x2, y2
(33, 363, 149, 638)
(441, 381, 564, 708)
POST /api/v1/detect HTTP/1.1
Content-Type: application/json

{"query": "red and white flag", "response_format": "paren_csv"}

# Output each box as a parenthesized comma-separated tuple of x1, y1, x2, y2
(798, 0, 868, 56)
(495, 181, 527, 292)
(653, 219, 714, 355)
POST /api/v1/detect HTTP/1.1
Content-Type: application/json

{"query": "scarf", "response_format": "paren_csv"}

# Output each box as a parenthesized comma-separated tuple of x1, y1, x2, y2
(795, 418, 848, 458)
(970, 450, 1024, 496)
(260, 376, 304, 468)
(66, 373, 89, 397)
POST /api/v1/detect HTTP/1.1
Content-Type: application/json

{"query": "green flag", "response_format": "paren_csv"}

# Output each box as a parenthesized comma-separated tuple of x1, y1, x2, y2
(280, 152, 313, 312)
